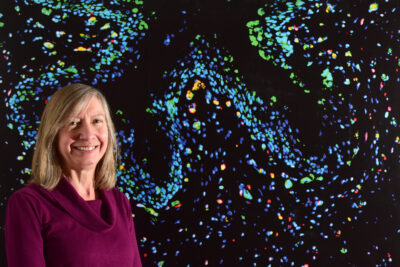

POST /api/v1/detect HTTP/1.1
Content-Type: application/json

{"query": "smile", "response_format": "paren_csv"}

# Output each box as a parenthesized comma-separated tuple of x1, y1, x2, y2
(75, 146, 97, 151)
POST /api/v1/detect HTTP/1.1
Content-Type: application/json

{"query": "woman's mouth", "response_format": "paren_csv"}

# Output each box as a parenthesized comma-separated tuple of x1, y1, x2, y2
(74, 146, 97, 151)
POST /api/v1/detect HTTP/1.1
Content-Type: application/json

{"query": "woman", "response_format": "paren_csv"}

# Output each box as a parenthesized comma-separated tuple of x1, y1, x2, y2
(5, 83, 142, 267)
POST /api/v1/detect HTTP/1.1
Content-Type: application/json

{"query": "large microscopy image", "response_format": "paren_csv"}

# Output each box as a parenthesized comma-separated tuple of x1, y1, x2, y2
(1, 0, 399, 266)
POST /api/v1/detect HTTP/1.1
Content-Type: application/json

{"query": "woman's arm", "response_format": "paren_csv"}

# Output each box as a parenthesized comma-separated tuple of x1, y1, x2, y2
(122, 194, 142, 267)
(5, 190, 46, 267)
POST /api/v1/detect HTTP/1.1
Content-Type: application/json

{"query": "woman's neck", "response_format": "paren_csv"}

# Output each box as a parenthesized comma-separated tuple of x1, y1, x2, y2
(63, 169, 98, 201)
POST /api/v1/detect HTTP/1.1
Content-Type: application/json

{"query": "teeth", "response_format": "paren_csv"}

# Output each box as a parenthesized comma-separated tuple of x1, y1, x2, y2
(76, 146, 96, 151)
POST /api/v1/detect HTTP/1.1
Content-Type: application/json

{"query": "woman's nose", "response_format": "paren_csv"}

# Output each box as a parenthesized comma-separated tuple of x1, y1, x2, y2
(77, 120, 95, 140)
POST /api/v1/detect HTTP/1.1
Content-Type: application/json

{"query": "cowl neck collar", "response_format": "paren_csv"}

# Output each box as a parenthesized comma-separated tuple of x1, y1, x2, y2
(49, 176, 116, 232)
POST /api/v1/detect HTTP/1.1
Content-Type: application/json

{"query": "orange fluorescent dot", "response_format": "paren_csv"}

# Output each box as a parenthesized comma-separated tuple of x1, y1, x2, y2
(217, 199, 223, 204)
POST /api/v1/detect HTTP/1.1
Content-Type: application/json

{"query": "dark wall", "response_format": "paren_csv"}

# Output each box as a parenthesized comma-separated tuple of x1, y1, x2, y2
(1, 0, 400, 266)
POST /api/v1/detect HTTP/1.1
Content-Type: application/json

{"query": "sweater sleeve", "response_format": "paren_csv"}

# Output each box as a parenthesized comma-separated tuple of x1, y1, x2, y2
(122, 194, 142, 267)
(5, 190, 46, 267)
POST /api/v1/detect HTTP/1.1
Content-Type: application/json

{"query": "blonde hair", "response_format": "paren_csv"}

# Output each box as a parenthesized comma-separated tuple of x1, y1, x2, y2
(30, 83, 119, 190)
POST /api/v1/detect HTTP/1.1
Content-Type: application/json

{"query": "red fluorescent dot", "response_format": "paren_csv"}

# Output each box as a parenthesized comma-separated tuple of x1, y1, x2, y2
(217, 199, 223, 204)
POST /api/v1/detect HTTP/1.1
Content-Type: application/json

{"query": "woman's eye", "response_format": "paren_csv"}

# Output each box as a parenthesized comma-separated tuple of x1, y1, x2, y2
(70, 121, 79, 126)
(93, 119, 102, 124)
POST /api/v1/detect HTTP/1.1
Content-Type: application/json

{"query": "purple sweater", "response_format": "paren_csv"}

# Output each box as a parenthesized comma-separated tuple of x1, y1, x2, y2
(5, 177, 142, 267)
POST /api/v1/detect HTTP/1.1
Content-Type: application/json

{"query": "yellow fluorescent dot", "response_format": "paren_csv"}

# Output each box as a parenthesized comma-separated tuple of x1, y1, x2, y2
(326, 5, 331, 13)
(111, 31, 118, 38)
(74, 46, 87, 51)
(192, 79, 206, 91)
(186, 90, 194, 100)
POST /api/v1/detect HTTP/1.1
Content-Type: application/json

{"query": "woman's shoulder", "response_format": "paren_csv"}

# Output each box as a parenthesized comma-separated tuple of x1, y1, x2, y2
(6, 183, 50, 215)
(9, 183, 46, 201)
(107, 187, 129, 202)
(105, 187, 132, 212)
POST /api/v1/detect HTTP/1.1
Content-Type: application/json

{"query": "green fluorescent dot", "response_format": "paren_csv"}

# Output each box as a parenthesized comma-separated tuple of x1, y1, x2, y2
(41, 8, 52, 16)
(171, 200, 180, 207)
(43, 42, 55, 49)
(250, 35, 258, 46)
(284, 179, 293, 189)
(258, 49, 267, 60)
(300, 177, 312, 184)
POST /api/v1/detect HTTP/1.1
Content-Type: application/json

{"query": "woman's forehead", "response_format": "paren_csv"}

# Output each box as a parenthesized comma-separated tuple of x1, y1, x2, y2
(70, 96, 105, 118)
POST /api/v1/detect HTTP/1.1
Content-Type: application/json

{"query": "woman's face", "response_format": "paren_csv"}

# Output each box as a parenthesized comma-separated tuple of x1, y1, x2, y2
(57, 97, 108, 173)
